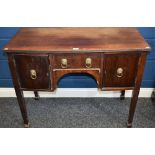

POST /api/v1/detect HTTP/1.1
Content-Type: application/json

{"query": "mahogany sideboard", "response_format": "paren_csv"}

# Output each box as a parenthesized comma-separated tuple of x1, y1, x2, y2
(4, 28, 151, 127)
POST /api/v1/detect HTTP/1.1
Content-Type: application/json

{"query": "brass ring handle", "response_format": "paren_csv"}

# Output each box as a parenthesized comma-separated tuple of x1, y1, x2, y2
(116, 67, 123, 78)
(61, 58, 67, 68)
(30, 69, 37, 80)
(85, 58, 92, 68)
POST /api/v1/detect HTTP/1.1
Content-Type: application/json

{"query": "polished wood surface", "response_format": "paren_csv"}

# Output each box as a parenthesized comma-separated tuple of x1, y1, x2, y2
(4, 28, 150, 52)
(128, 52, 147, 127)
(7, 54, 29, 127)
(4, 28, 150, 127)
(14, 55, 50, 89)
(103, 53, 140, 87)
(53, 53, 101, 69)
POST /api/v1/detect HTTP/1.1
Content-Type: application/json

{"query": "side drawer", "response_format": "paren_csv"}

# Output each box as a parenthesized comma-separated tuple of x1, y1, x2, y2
(14, 55, 50, 90)
(103, 53, 140, 88)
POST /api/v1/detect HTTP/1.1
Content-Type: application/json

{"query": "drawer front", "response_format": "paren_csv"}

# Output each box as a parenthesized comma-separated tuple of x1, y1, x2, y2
(104, 53, 140, 87)
(53, 53, 101, 69)
(14, 55, 50, 89)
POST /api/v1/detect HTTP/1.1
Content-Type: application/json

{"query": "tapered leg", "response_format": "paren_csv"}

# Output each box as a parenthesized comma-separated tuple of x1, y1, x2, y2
(15, 87, 29, 127)
(127, 89, 140, 127)
(34, 91, 40, 100)
(7, 54, 29, 127)
(120, 90, 125, 100)
(127, 52, 147, 128)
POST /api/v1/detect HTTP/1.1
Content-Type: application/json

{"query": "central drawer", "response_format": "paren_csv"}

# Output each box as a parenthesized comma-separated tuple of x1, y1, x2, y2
(52, 53, 101, 69)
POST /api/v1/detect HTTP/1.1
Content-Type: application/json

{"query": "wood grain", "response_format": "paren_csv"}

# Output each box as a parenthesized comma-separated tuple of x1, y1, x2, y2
(4, 28, 150, 52)
(14, 55, 50, 89)
(103, 53, 140, 87)
(4, 28, 150, 127)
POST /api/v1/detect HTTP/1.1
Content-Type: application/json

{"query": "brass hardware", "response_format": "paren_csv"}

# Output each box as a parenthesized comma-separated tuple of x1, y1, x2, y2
(61, 58, 67, 68)
(85, 58, 92, 68)
(30, 69, 37, 80)
(116, 67, 123, 77)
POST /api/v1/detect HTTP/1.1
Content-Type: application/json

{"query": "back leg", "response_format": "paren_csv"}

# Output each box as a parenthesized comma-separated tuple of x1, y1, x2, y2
(34, 91, 40, 100)
(120, 90, 125, 100)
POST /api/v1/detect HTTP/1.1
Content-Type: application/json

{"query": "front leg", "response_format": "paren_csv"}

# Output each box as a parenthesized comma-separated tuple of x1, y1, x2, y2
(127, 89, 140, 128)
(15, 87, 29, 127)
(8, 54, 29, 127)
(127, 52, 147, 128)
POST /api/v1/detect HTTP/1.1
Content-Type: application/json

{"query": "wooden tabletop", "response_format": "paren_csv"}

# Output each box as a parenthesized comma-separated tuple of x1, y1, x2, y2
(4, 28, 151, 52)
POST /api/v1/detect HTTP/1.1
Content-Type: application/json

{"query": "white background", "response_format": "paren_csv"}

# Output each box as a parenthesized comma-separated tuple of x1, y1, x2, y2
(0, 0, 155, 155)
(0, 0, 155, 26)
